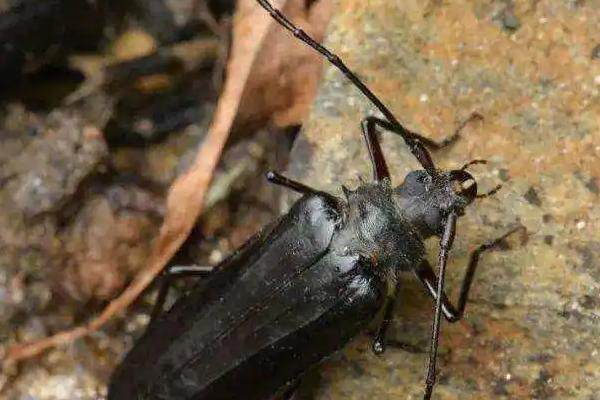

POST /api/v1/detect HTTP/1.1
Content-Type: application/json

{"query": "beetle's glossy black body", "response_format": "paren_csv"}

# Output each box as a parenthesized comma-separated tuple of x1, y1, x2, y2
(109, 1, 522, 399)
(109, 181, 433, 399)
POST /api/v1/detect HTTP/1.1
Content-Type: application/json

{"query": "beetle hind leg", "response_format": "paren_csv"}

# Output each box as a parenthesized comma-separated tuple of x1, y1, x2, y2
(266, 171, 321, 196)
(149, 265, 214, 326)
(280, 385, 298, 400)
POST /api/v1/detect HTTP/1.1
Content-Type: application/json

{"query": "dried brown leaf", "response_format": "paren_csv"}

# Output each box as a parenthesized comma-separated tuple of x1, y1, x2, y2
(5, 0, 289, 365)
(234, 0, 333, 130)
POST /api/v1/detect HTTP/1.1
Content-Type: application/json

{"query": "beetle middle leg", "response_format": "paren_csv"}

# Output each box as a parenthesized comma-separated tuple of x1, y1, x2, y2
(371, 281, 400, 355)
(149, 265, 214, 325)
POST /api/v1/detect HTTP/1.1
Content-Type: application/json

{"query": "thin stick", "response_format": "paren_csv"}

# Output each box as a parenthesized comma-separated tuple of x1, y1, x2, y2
(4, 0, 285, 365)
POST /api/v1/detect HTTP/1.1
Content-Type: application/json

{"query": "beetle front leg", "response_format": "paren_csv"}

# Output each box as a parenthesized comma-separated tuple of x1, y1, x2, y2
(362, 112, 482, 152)
(257, 0, 439, 175)
(420, 111, 483, 150)
(362, 116, 436, 176)
(415, 225, 525, 323)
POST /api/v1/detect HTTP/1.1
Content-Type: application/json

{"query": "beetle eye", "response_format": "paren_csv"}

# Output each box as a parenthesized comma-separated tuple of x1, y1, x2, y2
(449, 169, 477, 203)
(408, 171, 429, 184)
(399, 170, 432, 197)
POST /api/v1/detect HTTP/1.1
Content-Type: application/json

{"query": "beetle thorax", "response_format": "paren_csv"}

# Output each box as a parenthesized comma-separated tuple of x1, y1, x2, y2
(331, 181, 425, 273)
(393, 170, 470, 238)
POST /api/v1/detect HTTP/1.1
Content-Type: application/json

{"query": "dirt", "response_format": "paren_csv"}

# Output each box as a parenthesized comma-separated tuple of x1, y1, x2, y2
(286, 0, 600, 398)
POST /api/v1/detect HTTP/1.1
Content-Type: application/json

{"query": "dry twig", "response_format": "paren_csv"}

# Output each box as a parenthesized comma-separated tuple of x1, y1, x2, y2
(5, 0, 289, 365)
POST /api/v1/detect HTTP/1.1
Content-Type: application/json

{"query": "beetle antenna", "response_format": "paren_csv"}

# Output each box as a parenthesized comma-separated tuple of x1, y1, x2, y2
(257, 0, 397, 125)
(256, 0, 437, 174)
(476, 184, 502, 198)
(460, 159, 488, 170)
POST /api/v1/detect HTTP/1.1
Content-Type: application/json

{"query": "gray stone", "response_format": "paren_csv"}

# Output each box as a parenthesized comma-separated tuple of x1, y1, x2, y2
(1, 111, 107, 218)
(288, 0, 600, 398)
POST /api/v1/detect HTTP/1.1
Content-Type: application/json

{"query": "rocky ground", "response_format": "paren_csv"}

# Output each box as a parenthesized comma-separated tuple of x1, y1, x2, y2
(285, 0, 600, 399)
(1, 0, 599, 399)
(0, 1, 285, 398)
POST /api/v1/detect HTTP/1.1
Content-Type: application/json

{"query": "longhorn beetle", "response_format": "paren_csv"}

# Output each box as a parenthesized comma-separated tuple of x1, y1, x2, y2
(108, 1, 522, 399)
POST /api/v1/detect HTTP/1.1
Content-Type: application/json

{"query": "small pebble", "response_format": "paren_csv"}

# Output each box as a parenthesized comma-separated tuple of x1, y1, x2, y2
(524, 186, 542, 207)
(592, 44, 600, 60)
(502, 10, 521, 31)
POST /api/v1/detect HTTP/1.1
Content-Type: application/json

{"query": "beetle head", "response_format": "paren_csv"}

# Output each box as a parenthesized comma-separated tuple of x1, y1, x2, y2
(393, 165, 487, 238)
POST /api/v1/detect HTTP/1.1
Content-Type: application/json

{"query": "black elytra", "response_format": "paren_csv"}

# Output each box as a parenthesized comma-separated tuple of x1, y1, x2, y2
(108, 2, 523, 399)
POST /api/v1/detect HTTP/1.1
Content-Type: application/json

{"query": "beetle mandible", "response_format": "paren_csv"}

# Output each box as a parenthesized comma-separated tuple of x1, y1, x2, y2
(108, 1, 522, 399)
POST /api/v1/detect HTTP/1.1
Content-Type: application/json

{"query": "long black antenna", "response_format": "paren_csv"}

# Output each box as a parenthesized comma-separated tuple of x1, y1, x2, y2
(256, 0, 437, 174)
(258, 1, 398, 125)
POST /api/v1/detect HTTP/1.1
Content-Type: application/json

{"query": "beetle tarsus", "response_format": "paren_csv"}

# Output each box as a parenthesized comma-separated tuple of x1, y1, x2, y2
(461, 159, 488, 170)
(416, 223, 525, 325)
(371, 339, 385, 355)
(423, 384, 433, 400)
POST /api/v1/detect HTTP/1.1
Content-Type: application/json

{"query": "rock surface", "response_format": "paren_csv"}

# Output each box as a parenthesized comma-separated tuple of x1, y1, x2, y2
(287, 1, 600, 399)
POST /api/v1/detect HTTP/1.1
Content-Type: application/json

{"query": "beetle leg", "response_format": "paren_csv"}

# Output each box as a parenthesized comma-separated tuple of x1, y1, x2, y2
(418, 111, 483, 150)
(415, 225, 526, 322)
(361, 111, 482, 160)
(279, 384, 299, 400)
(418, 223, 525, 399)
(371, 281, 400, 355)
(361, 117, 391, 181)
(266, 171, 321, 196)
(278, 367, 322, 400)
(361, 116, 437, 177)
(415, 260, 460, 322)
(149, 265, 214, 325)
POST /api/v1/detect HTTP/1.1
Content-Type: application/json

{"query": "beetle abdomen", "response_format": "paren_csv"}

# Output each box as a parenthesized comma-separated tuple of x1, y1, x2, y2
(156, 255, 383, 400)
(108, 193, 385, 400)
